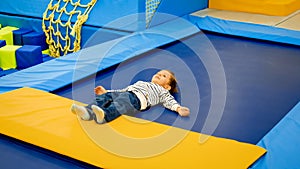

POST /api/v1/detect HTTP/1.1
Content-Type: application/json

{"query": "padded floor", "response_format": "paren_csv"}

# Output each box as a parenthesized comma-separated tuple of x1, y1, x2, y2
(0, 87, 266, 169)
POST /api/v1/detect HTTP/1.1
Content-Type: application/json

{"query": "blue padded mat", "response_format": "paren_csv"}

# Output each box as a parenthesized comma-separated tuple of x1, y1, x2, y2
(188, 16, 300, 46)
(250, 101, 300, 169)
(0, 18, 199, 94)
(56, 31, 300, 144)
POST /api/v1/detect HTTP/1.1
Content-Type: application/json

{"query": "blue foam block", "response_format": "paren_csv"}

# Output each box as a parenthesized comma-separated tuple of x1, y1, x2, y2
(16, 45, 43, 69)
(13, 28, 33, 45)
(0, 40, 6, 48)
(22, 32, 48, 50)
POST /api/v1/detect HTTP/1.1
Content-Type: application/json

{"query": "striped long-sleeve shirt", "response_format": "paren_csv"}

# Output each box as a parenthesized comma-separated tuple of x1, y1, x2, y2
(107, 81, 180, 111)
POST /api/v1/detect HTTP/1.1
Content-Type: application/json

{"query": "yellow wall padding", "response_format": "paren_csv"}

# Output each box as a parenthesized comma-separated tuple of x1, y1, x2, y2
(209, 0, 300, 16)
(0, 87, 266, 169)
(0, 45, 21, 70)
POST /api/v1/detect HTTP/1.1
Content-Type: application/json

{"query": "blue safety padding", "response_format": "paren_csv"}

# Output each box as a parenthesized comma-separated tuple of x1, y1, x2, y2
(250, 102, 300, 169)
(13, 28, 33, 45)
(0, 40, 6, 48)
(22, 32, 48, 51)
(42, 54, 54, 62)
(0, 18, 200, 94)
(16, 45, 43, 69)
(0, 0, 206, 32)
(0, 69, 18, 77)
(188, 15, 300, 46)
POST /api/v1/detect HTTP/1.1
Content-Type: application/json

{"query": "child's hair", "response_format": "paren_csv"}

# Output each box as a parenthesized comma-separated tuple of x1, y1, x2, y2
(165, 70, 178, 94)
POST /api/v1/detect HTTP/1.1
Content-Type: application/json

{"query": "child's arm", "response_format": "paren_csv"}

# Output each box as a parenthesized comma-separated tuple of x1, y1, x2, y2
(161, 92, 190, 117)
(176, 106, 190, 117)
(95, 86, 129, 95)
(94, 86, 107, 95)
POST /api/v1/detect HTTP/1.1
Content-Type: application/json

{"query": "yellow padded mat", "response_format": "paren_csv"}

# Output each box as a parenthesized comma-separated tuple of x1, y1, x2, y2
(0, 87, 266, 169)
(209, 0, 300, 16)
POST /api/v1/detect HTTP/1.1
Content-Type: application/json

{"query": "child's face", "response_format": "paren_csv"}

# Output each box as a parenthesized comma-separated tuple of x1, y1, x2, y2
(151, 70, 172, 90)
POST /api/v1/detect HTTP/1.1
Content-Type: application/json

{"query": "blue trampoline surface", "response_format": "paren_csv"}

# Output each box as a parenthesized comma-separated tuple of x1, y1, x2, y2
(54, 31, 300, 144)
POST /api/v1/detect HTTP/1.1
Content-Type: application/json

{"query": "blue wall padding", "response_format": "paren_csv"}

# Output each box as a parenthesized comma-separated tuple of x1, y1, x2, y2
(22, 32, 48, 50)
(188, 16, 300, 46)
(0, 14, 129, 49)
(16, 45, 43, 69)
(250, 102, 300, 169)
(0, 40, 6, 48)
(0, 0, 206, 31)
(0, 14, 46, 32)
(13, 28, 33, 45)
(0, 18, 200, 94)
(149, 0, 207, 28)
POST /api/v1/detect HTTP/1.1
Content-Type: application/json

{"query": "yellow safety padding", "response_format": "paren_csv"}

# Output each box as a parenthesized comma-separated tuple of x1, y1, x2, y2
(0, 45, 21, 70)
(0, 87, 266, 169)
(209, 0, 300, 16)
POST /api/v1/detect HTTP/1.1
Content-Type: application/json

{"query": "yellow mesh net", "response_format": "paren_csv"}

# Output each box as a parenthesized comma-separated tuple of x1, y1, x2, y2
(42, 0, 97, 57)
(145, 0, 161, 28)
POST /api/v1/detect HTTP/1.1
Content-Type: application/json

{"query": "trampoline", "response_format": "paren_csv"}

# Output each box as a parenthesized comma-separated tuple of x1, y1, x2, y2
(1, 30, 300, 168)
(54, 31, 300, 144)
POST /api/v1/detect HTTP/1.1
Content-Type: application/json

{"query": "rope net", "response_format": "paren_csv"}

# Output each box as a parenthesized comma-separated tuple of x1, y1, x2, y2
(42, 0, 97, 58)
(145, 0, 161, 28)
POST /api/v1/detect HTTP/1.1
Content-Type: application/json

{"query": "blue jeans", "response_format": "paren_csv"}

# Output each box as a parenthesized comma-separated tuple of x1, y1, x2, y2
(87, 92, 141, 122)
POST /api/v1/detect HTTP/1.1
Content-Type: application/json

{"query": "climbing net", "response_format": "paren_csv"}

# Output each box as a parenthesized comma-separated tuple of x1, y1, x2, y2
(145, 0, 161, 28)
(42, 0, 97, 57)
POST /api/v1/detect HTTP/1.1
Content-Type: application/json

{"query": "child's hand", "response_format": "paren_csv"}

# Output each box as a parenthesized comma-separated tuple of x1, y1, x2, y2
(94, 86, 107, 95)
(177, 106, 190, 117)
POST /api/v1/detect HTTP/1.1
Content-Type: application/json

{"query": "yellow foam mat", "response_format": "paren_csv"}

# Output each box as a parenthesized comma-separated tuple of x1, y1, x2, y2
(0, 87, 266, 169)
(209, 0, 300, 16)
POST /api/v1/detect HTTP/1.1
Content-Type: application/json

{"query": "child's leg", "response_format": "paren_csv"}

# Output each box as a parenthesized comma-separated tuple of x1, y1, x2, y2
(71, 104, 94, 120)
(91, 105, 106, 124)
(101, 92, 140, 122)
(84, 92, 113, 116)
(94, 92, 114, 108)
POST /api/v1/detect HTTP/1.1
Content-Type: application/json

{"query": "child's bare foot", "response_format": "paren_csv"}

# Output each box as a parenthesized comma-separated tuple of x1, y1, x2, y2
(71, 104, 91, 120)
(91, 105, 105, 124)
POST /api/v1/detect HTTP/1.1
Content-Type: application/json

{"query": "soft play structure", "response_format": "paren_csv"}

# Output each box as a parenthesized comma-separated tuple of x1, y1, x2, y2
(1, 0, 300, 169)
